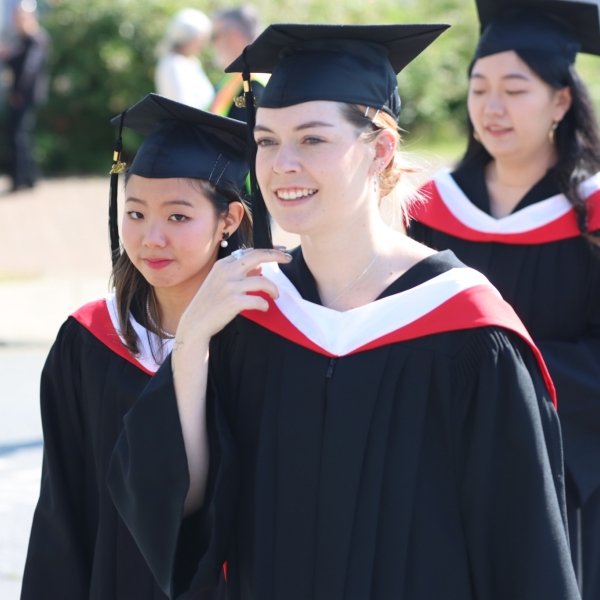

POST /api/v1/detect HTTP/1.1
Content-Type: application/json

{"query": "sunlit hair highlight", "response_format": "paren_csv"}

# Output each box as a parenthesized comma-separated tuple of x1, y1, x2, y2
(339, 103, 422, 229)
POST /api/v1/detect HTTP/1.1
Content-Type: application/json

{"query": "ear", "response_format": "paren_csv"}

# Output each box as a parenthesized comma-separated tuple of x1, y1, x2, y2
(554, 86, 572, 122)
(372, 128, 397, 173)
(219, 201, 245, 237)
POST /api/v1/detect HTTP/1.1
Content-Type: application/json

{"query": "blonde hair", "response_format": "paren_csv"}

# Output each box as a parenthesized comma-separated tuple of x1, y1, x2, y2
(339, 103, 423, 230)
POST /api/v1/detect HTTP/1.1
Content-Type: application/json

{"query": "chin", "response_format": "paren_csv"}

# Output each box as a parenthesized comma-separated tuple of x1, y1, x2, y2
(142, 274, 178, 289)
(484, 141, 521, 160)
(272, 213, 317, 237)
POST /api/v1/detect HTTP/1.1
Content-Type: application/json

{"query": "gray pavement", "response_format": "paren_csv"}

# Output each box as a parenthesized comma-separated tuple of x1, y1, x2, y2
(0, 346, 47, 599)
(0, 175, 110, 599)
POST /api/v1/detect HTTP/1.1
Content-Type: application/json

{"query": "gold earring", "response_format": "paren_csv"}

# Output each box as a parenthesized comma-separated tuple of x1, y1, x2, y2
(549, 121, 559, 144)
(473, 130, 481, 143)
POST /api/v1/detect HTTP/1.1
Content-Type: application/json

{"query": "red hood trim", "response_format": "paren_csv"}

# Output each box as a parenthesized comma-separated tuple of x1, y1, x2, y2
(411, 180, 600, 244)
(71, 299, 154, 376)
(242, 285, 557, 408)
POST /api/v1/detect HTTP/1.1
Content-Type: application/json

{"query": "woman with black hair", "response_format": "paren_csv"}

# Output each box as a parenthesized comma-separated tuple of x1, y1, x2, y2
(20, 94, 250, 600)
(409, 2, 600, 597)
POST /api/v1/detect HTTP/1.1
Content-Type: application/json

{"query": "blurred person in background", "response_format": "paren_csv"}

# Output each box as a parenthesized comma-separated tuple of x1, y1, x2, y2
(20, 94, 251, 600)
(409, 1, 600, 597)
(155, 9, 214, 110)
(0, 0, 49, 192)
(209, 5, 268, 121)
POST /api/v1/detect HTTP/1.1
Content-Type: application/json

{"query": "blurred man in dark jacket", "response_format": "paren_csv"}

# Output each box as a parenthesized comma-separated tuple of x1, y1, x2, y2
(2, 0, 50, 191)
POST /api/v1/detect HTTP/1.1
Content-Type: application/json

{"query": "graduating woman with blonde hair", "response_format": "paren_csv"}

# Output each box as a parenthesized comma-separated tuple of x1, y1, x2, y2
(110, 26, 579, 600)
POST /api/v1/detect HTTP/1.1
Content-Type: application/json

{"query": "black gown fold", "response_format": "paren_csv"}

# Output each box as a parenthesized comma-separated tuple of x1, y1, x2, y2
(108, 249, 579, 600)
(21, 316, 220, 600)
(410, 158, 600, 599)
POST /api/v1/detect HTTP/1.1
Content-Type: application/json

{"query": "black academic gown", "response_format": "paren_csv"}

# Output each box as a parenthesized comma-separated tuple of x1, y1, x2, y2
(410, 160, 600, 599)
(108, 250, 579, 600)
(20, 311, 221, 600)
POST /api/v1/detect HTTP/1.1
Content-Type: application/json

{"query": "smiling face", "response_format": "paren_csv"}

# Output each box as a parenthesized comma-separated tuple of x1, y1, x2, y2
(254, 101, 382, 238)
(121, 176, 225, 295)
(468, 50, 571, 163)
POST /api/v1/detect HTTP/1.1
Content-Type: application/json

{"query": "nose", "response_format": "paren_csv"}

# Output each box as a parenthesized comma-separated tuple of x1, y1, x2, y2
(271, 143, 301, 175)
(483, 92, 505, 117)
(142, 219, 167, 249)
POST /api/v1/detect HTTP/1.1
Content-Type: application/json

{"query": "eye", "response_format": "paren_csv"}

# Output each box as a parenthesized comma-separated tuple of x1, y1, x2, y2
(505, 90, 526, 96)
(256, 137, 276, 147)
(126, 210, 143, 220)
(470, 89, 486, 95)
(303, 136, 324, 145)
(169, 214, 188, 222)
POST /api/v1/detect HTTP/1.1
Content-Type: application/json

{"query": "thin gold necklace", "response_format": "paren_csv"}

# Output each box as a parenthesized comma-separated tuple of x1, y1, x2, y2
(325, 252, 380, 309)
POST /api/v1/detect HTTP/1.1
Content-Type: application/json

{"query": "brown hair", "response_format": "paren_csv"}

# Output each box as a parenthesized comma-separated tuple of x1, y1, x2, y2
(110, 177, 252, 360)
(339, 103, 422, 228)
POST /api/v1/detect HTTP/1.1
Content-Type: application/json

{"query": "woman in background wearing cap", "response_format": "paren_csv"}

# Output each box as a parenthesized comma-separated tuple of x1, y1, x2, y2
(109, 25, 580, 600)
(409, 2, 600, 596)
(20, 94, 250, 600)
(155, 9, 214, 110)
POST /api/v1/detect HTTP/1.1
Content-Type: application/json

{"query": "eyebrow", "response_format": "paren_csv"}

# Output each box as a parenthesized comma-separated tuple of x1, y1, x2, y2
(125, 197, 194, 208)
(471, 73, 531, 82)
(254, 120, 335, 133)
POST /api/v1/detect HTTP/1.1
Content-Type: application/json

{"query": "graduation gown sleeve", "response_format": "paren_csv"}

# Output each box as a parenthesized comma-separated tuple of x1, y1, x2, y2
(536, 324, 600, 505)
(107, 346, 239, 600)
(452, 328, 577, 599)
(21, 319, 92, 598)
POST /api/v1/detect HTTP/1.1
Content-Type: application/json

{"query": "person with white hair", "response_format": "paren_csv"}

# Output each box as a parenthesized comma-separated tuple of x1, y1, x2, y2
(155, 9, 214, 110)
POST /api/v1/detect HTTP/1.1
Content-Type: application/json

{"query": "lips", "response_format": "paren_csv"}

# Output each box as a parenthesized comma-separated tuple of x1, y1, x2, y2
(274, 188, 317, 200)
(143, 258, 173, 270)
(485, 125, 512, 137)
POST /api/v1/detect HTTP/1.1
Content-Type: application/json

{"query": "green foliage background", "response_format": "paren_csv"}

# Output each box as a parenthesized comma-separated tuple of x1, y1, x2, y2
(25, 0, 600, 174)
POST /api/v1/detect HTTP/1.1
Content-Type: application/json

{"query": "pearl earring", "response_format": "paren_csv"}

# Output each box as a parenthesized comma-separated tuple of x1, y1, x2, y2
(221, 232, 230, 248)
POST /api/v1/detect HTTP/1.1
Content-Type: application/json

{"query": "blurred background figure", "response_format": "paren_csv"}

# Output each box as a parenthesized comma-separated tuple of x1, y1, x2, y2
(209, 5, 268, 121)
(154, 8, 214, 110)
(0, 0, 49, 192)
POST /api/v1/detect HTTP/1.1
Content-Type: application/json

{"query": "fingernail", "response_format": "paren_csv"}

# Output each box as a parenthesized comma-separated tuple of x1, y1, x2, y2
(275, 244, 287, 250)
(284, 253, 293, 260)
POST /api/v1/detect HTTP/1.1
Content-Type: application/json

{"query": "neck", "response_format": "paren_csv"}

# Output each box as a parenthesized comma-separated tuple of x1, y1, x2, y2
(153, 275, 206, 335)
(491, 144, 557, 190)
(484, 144, 558, 218)
(300, 198, 402, 310)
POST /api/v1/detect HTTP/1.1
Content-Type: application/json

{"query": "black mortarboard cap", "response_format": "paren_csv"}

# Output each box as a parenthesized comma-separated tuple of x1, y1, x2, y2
(112, 94, 249, 186)
(474, 0, 600, 61)
(108, 94, 249, 265)
(226, 23, 449, 120)
(224, 23, 449, 249)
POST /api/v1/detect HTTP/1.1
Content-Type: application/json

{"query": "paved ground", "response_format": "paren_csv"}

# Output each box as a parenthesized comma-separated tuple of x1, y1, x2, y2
(0, 346, 46, 598)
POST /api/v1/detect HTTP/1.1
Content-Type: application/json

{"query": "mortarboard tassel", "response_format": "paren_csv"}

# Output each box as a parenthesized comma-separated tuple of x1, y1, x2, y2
(109, 110, 128, 267)
(242, 50, 273, 249)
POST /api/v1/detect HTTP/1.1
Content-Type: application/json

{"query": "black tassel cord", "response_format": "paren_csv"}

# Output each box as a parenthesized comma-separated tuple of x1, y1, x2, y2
(109, 110, 128, 267)
(242, 50, 273, 250)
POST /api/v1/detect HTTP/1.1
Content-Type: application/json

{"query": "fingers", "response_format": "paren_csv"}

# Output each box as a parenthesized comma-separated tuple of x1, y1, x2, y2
(238, 293, 270, 313)
(236, 250, 292, 275)
(236, 275, 280, 299)
(228, 248, 292, 273)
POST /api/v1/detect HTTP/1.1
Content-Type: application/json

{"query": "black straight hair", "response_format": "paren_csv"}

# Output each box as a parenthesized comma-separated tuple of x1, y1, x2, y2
(461, 49, 600, 245)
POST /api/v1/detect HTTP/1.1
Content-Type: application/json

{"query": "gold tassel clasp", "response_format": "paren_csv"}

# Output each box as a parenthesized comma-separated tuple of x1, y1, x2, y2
(233, 95, 258, 108)
(110, 161, 127, 174)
